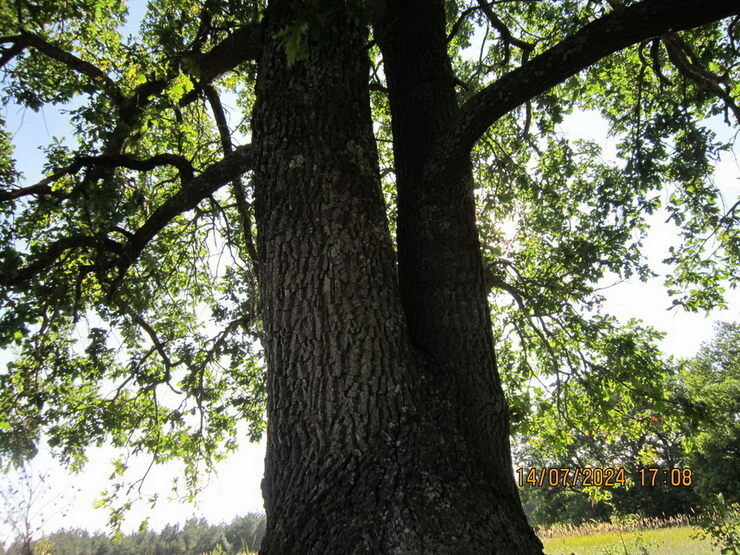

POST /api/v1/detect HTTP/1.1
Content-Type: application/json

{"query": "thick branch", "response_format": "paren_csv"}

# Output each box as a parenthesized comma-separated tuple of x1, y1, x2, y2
(0, 41, 25, 68)
(196, 23, 262, 82)
(427, 0, 740, 183)
(1, 235, 122, 287)
(75, 153, 195, 183)
(178, 23, 263, 106)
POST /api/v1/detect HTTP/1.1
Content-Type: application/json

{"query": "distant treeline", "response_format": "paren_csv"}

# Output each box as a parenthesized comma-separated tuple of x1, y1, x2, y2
(0, 513, 265, 555)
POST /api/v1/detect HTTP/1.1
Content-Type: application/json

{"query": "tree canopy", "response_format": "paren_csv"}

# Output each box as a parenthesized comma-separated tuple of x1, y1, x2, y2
(0, 0, 738, 535)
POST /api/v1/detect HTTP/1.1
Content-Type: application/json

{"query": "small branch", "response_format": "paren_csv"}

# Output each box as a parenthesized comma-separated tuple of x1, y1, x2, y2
(661, 32, 740, 124)
(1, 235, 122, 287)
(196, 316, 255, 379)
(476, 0, 534, 67)
(487, 272, 561, 374)
(2, 146, 253, 290)
(204, 85, 258, 265)
(647, 39, 673, 86)
(0, 167, 73, 202)
(0, 153, 194, 203)
(126, 308, 175, 373)
(446, 6, 480, 44)
(113, 144, 255, 282)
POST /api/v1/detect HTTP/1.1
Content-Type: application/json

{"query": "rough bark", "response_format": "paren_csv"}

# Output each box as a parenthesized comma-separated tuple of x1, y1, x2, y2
(253, 1, 542, 552)
(374, 0, 521, 491)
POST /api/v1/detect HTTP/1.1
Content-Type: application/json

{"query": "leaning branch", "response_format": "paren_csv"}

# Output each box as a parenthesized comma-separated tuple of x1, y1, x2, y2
(115, 144, 254, 279)
(1, 146, 253, 288)
(426, 0, 740, 183)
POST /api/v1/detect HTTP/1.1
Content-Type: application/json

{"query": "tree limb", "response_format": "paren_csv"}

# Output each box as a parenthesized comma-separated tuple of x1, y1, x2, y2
(1, 146, 253, 288)
(661, 33, 740, 124)
(75, 153, 195, 183)
(476, 0, 534, 67)
(114, 144, 255, 280)
(125, 307, 177, 373)
(0, 153, 195, 202)
(194, 23, 262, 82)
(1, 235, 122, 287)
(0, 32, 121, 100)
(426, 0, 740, 183)
(178, 23, 263, 106)
(0, 40, 25, 68)
(446, 6, 479, 44)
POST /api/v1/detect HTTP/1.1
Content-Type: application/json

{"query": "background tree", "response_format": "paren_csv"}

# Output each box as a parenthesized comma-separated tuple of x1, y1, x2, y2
(0, 464, 76, 555)
(0, 0, 738, 552)
(516, 321, 739, 527)
(672, 321, 740, 505)
(0, 465, 47, 555)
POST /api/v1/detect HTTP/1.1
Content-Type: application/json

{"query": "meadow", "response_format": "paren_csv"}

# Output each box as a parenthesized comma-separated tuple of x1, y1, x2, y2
(538, 516, 720, 554)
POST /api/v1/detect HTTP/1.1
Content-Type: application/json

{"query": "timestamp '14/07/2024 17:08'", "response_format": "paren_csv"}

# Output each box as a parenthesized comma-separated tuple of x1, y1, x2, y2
(516, 467, 695, 488)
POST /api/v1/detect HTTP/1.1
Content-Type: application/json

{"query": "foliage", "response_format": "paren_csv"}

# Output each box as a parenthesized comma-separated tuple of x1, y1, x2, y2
(0, 0, 737, 529)
(0, 0, 266, 521)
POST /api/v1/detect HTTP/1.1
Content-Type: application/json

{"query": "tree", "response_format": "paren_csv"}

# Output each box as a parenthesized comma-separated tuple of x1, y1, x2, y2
(0, 465, 47, 555)
(0, 463, 74, 555)
(0, 0, 738, 552)
(672, 321, 740, 506)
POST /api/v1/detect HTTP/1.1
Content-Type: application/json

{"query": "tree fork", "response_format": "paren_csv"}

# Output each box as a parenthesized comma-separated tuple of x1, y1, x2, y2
(253, 1, 542, 552)
(375, 0, 535, 541)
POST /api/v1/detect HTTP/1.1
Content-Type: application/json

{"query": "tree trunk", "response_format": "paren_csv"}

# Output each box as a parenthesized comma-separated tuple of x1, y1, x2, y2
(252, 2, 542, 552)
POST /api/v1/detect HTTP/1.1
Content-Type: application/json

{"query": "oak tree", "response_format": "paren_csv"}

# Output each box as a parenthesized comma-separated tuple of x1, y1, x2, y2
(1, 0, 739, 552)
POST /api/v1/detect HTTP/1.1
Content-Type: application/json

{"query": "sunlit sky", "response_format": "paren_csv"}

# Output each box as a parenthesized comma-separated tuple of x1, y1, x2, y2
(1, 3, 739, 546)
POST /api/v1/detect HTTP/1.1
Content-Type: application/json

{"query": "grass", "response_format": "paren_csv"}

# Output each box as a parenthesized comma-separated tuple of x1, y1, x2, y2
(539, 516, 719, 554)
